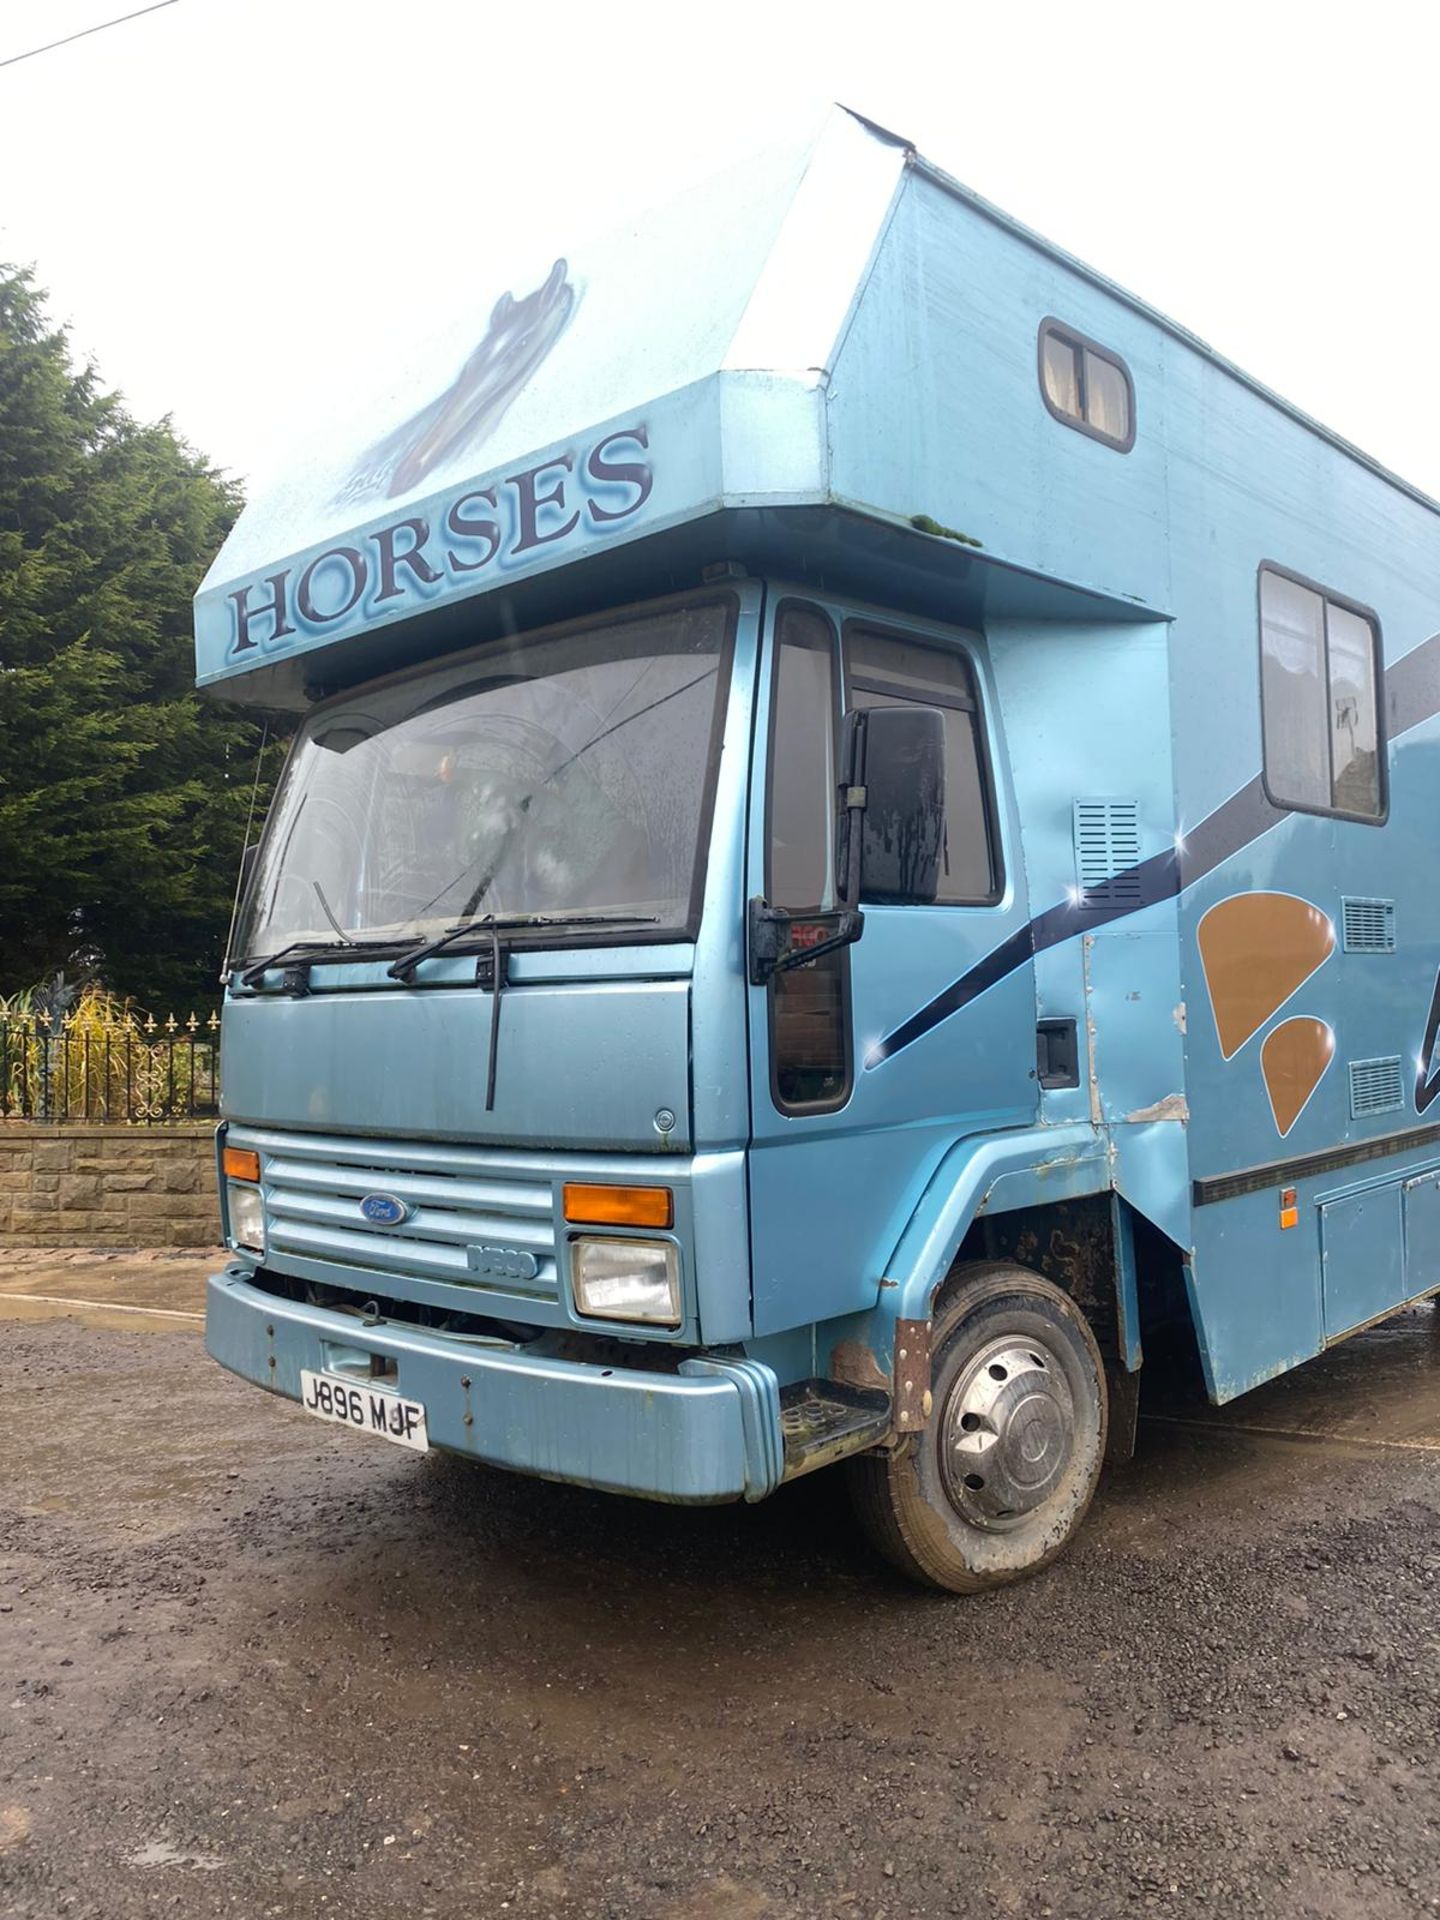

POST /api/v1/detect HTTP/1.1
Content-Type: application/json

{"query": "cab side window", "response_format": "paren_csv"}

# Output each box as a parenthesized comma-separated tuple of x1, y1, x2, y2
(844, 627, 1002, 905)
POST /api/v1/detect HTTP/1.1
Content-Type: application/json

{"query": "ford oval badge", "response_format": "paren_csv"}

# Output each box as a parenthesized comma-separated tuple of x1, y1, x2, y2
(360, 1192, 410, 1226)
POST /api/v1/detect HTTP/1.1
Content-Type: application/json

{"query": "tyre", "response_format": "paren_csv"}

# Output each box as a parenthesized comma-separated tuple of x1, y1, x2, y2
(848, 1262, 1108, 1593)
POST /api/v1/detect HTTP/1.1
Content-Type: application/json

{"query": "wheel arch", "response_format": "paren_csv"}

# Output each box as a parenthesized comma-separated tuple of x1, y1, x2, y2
(835, 1128, 1198, 1455)
(951, 1192, 1143, 1374)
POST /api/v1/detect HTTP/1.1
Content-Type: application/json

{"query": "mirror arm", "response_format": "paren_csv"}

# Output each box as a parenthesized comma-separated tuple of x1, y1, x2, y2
(771, 911, 864, 975)
(747, 899, 864, 986)
(748, 899, 790, 984)
(839, 780, 866, 909)
(836, 707, 869, 910)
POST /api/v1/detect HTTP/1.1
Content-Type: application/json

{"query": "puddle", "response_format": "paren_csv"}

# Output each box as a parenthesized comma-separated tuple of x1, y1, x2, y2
(125, 1839, 225, 1871)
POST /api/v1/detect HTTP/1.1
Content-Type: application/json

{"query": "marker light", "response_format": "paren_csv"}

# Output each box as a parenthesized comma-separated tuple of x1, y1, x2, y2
(571, 1237, 681, 1327)
(223, 1145, 261, 1182)
(563, 1183, 673, 1229)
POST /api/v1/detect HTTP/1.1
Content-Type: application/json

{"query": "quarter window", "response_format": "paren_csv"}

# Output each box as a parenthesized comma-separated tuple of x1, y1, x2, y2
(1259, 567, 1383, 822)
(767, 606, 836, 912)
(844, 627, 1001, 904)
(1038, 320, 1135, 452)
(766, 603, 850, 1112)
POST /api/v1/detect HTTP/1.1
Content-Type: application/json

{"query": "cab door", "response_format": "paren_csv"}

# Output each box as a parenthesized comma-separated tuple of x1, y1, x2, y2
(746, 595, 1038, 1338)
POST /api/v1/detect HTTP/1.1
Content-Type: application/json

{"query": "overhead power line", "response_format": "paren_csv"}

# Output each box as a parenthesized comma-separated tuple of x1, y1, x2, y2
(0, 1, 179, 70)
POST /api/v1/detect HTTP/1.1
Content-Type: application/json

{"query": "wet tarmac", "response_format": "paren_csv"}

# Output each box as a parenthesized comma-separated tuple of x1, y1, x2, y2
(1151, 1310, 1440, 1453)
(2, 1257, 1439, 1918)
(0, 1249, 212, 1331)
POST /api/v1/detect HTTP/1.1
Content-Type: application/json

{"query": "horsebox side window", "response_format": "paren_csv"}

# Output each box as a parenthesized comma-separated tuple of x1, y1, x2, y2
(1038, 319, 1135, 452)
(844, 626, 1002, 905)
(766, 603, 851, 1113)
(1259, 566, 1384, 823)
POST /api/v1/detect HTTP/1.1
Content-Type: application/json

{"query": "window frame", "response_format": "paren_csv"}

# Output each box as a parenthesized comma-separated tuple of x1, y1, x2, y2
(1256, 562, 1387, 828)
(1036, 317, 1137, 454)
(764, 597, 854, 1116)
(840, 617, 1007, 908)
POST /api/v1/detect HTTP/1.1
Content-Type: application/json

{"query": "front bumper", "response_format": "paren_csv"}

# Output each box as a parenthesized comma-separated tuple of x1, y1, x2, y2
(206, 1268, 783, 1504)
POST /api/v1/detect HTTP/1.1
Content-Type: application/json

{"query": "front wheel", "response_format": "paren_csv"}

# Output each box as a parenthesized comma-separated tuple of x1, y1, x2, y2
(848, 1263, 1108, 1593)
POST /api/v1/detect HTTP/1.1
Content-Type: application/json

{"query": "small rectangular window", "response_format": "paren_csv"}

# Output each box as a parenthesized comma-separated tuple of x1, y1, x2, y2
(1259, 571, 1328, 811)
(844, 626, 1001, 905)
(1259, 567, 1383, 823)
(1326, 604, 1380, 817)
(771, 953, 849, 1111)
(1083, 351, 1130, 442)
(1040, 330, 1081, 420)
(766, 606, 836, 911)
(766, 603, 850, 1112)
(1038, 319, 1135, 452)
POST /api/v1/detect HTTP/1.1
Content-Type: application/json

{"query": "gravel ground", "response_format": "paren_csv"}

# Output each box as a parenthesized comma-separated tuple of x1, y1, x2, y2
(1, 1285, 1439, 1919)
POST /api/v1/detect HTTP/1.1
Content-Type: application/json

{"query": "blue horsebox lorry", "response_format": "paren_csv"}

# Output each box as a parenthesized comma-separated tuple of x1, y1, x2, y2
(198, 108, 1440, 1591)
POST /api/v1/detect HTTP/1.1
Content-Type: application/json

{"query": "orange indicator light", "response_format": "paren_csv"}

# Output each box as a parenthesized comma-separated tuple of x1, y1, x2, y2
(563, 1183, 673, 1229)
(1279, 1186, 1299, 1231)
(223, 1146, 261, 1182)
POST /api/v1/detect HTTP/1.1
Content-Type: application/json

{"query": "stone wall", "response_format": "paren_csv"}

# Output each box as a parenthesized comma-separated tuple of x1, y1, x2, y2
(0, 1125, 219, 1249)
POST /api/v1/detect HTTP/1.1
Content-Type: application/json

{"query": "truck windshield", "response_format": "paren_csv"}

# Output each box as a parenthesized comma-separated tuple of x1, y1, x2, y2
(239, 597, 733, 960)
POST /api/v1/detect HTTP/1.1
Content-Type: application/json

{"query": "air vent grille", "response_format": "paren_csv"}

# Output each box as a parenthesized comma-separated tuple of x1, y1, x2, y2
(1342, 897, 1396, 953)
(1349, 1056, 1405, 1118)
(1073, 800, 1142, 908)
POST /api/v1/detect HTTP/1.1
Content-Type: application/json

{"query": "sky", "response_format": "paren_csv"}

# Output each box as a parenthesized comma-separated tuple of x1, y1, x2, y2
(2, 0, 1438, 501)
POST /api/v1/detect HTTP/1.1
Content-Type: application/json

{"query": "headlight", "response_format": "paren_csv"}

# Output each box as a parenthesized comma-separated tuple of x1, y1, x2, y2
(570, 1237, 680, 1327)
(226, 1181, 265, 1254)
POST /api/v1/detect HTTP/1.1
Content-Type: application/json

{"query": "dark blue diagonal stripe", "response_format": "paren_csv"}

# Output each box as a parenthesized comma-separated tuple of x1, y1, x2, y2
(864, 631, 1440, 1072)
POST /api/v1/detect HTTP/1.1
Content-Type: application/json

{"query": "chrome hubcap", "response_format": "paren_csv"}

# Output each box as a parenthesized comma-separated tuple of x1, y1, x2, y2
(939, 1333, 1075, 1529)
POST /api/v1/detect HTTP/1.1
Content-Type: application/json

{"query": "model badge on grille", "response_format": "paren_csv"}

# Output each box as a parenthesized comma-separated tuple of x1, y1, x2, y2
(467, 1244, 541, 1281)
(359, 1193, 411, 1226)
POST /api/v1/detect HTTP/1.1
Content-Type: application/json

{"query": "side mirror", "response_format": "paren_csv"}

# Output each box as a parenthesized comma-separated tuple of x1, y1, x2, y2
(842, 706, 946, 905)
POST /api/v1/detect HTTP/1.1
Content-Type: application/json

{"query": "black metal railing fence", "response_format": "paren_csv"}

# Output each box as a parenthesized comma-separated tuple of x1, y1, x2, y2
(0, 1009, 220, 1125)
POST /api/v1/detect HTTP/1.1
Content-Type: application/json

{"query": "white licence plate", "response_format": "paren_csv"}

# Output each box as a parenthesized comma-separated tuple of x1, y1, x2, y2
(298, 1369, 429, 1452)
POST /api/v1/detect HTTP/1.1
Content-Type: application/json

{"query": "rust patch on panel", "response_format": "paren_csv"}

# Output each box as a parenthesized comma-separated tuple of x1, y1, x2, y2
(1260, 1017, 1335, 1136)
(1197, 892, 1335, 1059)
(893, 1318, 932, 1432)
(829, 1339, 889, 1394)
(980, 1198, 1122, 1362)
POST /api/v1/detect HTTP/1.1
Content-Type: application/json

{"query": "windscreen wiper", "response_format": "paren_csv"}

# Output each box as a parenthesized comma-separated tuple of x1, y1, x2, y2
(387, 911, 658, 983)
(236, 938, 399, 990)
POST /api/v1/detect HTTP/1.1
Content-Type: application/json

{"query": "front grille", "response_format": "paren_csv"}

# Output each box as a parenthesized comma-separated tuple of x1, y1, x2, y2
(232, 1128, 559, 1302)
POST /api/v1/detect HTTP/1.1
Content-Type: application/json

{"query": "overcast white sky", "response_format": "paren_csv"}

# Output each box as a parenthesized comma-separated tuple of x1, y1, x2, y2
(2, 0, 1437, 500)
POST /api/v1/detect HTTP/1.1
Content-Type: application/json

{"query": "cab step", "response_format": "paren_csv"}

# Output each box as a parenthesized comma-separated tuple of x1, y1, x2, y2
(779, 1380, 892, 1481)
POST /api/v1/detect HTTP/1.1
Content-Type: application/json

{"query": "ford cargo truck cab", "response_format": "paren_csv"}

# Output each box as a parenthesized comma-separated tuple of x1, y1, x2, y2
(200, 109, 1440, 1591)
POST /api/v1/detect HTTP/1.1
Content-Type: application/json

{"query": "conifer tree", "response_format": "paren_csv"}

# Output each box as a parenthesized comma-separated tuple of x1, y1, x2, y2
(0, 266, 279, 1007)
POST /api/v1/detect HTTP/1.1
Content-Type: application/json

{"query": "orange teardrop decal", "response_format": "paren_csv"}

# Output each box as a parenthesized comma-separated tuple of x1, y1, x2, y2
(1197, 893, 1335, 1059)
(1260, 1018, 1335, 1136)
